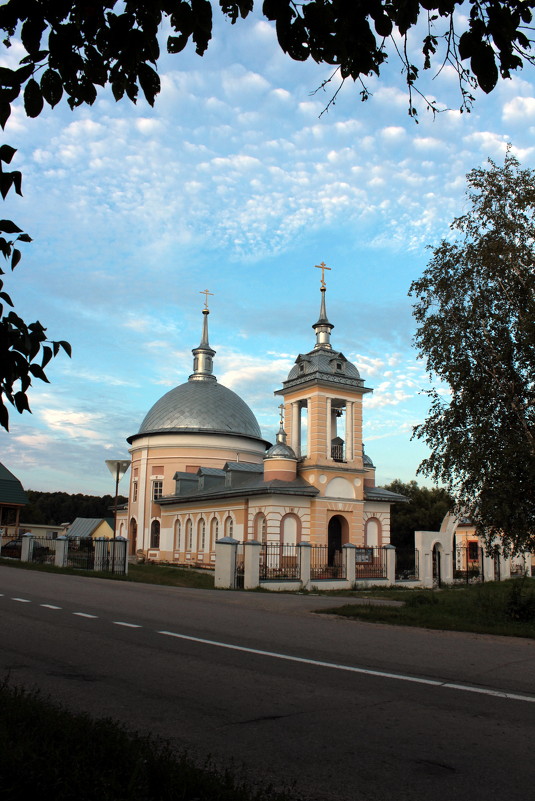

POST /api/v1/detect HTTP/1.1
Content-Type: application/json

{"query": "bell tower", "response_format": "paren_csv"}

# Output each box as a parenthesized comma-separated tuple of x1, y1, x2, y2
(275, 264, 373, 490)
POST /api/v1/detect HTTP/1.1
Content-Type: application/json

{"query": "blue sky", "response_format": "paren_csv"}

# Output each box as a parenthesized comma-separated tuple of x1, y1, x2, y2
(1, 9, 534, 496)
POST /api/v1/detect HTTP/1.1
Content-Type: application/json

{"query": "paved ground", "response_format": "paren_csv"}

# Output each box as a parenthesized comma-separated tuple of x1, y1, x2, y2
(1, 566, 534, 800)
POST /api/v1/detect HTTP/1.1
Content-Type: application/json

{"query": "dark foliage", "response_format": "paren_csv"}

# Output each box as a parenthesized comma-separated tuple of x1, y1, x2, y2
(0, 682, 289, 801)
(23, 490, 127, 525)
(410, 150, 535, 554)
(383, 479, 452, 549)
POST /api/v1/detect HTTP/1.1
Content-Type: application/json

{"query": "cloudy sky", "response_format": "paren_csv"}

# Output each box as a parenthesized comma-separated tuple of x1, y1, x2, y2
(1, 8, 534, 496)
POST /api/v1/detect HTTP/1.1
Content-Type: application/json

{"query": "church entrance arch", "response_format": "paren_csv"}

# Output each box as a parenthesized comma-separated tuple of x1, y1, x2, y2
(129, 518, 137, 556)
(327, 515, 348, 566)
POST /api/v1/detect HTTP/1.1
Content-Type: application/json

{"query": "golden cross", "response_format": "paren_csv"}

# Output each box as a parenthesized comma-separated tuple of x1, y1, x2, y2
(200, 289, 214, 309)
(278, 403, 285, 425)
(315, 261, 331, 288)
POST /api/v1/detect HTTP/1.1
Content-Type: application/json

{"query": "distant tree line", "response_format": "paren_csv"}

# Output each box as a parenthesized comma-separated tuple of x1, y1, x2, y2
(22, 490, 128, 525)
(382, 480, 453, 549)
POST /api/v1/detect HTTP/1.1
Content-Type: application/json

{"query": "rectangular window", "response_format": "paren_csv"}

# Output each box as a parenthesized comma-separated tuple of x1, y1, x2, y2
(152, 480, 163, 500)
(468, 541, 479, 561)
(132, 481, 138, 502)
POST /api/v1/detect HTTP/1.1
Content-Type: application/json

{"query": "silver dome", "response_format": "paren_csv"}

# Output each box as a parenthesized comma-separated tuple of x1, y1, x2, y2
(286, 350, 361, 382)
(131, 380, 263, 440)
(265, 440, 297, 460)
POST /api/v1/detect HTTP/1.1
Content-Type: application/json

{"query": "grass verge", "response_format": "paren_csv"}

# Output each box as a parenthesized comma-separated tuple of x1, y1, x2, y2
(0, 681, 291, 801)
(0, 557, 215, 590)
(319, 579, 535, 638)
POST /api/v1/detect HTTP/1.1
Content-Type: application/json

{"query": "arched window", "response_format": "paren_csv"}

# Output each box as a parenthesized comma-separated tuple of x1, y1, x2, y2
(174, 519, 181, 550)
(281, 514, 298, 546)
(254, 513, 267, 543)
(198, 518, 206, 551)
(129, 518, 137, 555)
(225, 515, 233, 538)
(365, 518, 380, 548)
(186, 519, 193, 551)
(150, 520, 160, 549)
(210, 518, 219, 551)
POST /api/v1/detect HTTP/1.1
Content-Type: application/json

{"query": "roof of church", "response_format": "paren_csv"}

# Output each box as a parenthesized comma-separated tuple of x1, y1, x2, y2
(276, 284, 372, 394)
(128, 304, 268, 445)
(365, 486, 408, 503)
(158, 476, 318, 506)
(0, 463, 28, 506)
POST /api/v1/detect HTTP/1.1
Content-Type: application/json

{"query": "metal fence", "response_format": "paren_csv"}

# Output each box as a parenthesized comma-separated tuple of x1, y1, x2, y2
(30, 536, 57, 566)
(65, 537, 95, 570)
(355, 546, 388, 579)
(395, 548, 419, 581)
(452, 545, 484, 584)
(259, 543, 300, 580)
(310, 545, 346, 580)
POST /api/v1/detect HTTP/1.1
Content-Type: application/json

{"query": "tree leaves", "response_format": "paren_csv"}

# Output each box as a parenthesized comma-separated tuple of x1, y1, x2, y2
(23, 78, 44, 117)
(410, 150, 535, 554)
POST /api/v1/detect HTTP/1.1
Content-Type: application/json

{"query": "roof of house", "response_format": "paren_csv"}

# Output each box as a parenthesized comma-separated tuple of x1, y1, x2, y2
(67, 518, 114, 538)
(0, 463, 29, 506)
(365, 486, 408, 503)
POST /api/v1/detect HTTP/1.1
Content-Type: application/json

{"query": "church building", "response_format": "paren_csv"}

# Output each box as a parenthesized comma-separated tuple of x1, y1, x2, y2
(117, 267, 405, 564)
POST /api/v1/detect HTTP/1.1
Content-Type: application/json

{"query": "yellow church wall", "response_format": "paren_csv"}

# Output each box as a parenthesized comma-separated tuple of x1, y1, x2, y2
(309, 498, 365, 546)
(363, 504, 391, 546)
(127, 431, 266, 554)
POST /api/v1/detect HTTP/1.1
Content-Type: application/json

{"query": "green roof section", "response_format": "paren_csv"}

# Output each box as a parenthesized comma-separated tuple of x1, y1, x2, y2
(0, 463, 29, 506)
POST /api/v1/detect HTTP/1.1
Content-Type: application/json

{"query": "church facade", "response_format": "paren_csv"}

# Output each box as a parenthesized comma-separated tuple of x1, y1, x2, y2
(117, 271, 405, 564)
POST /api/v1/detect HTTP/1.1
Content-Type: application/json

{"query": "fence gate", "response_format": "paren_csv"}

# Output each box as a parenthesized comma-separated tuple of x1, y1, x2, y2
(66, 538, 95, 570)
(453, 545, 484, 584)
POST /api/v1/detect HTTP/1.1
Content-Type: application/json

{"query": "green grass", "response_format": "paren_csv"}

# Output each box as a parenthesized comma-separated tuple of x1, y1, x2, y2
(320, 579, 535, 638)
(0, 557, 215, 590)
(0, 682, 291, 801)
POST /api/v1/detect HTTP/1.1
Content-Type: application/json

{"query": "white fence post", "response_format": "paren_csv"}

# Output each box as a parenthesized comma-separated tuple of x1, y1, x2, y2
(55, 536, 68, 568)
(113, 537, 128, 575)
(214, 537, 238, 588)
(298, 542, 311, 589)
(343, 543, 356, 585)
(384, 544, 396, 585)
(21, 534, 33, 562)
(244, 540, 261, 589)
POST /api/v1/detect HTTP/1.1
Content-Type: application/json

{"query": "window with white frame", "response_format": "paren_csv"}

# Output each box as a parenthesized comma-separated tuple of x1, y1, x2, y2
(152, 480, 163, 500)
(225, 515, 233, 537)
(186, 519, 193, 550)
(210, 518, 219, 551)
(199, 518, 206, 551)
(174, 519, 181, 550)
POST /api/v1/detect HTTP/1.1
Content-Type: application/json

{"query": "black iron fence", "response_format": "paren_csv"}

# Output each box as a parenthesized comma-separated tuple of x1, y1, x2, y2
(310, 544, 346, 580)
(355, 546, 387, 579)
(259, 543, 300, 580)
(65, 538, 95, 570)
(452, 545, 484, 583)
(395, 548, 419, 581)
(30, 536, 56, 565)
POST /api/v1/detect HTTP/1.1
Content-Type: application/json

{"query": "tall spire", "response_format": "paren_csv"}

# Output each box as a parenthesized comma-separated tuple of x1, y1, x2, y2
(189, 290, 216, 382)
(312, 262, 334, 349)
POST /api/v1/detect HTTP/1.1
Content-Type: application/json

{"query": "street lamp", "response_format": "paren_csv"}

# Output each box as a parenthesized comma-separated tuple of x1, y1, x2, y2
(105, 459, 131, 537)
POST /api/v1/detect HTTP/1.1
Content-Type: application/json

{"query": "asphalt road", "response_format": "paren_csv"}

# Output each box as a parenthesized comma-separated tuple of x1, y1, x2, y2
(1, 566, 534, 800)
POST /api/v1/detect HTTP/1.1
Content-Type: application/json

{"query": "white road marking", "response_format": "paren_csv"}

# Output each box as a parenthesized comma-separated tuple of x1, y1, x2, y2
(157, 630, 535, 704)
(113, 621, 142, 628)
(73, 612, 98, 619)
(11, 597, 31, 603)
(41, 604, 62, 610)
